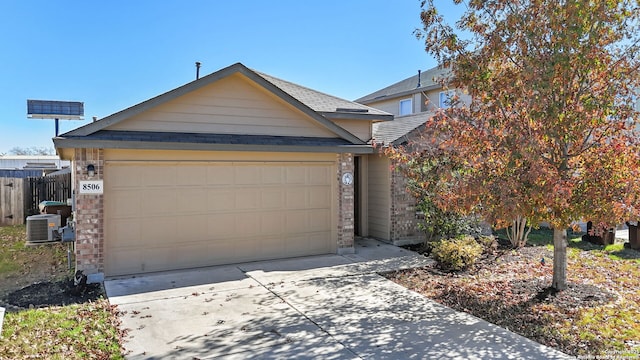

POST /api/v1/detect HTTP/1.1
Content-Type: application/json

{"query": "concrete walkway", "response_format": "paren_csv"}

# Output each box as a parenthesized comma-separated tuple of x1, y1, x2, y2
(105, 238, 573, 359)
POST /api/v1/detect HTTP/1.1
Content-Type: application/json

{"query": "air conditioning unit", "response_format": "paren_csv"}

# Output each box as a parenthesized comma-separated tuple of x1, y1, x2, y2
(26, 214, 61, 245)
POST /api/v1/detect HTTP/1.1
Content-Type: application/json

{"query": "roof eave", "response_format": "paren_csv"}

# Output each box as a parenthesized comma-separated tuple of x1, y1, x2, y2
(357, 84, 442, 105)
(320, 112, 394, 121)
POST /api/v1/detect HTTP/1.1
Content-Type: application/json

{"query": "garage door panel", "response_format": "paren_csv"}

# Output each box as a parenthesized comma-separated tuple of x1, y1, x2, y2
(207, 190, 236, 211)
(108, 249, 143, 275)
(261, 189, 283, 208)
(177, 166, 207, 186)
(261, 166, 283, 184)
(207, 165, 235, 185)
(308, 209, 331, 232)
(207, 213, 237, 237)
(143, 166, 177, 186)
(176, 189, 207, 213)
(142, 190, 178, 215)
(285, 211, 307, 232)
(109, 219, 140, 247)
(109, 192, 141, 218)
(259, 236, 286, 258)
(109, 166, 143, 188)
(105, 161, 335, 276)
(306, 232, 333, 253)
(260, 212, 284, 235)
(235, 188, 260, 209)
(286, 167, 306, 184)
(237, 216, 260, 237)
(285, 187, 307, 209)
(309, 186, 331, 208)
(234, 166, 260, 185)
(181, 215, 209, 239)
(309, 166, 331, 185)
(141, 217, 178, 245)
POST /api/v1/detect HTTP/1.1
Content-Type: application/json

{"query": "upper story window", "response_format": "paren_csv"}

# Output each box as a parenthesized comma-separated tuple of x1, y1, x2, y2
(399, 98, 412, 116)
(439, 90, 456, 109)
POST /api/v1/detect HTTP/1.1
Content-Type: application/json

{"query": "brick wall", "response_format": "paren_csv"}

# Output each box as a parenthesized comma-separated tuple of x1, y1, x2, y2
(389, 162, 424, 245)
(73, 148, 105, 276)
(337, 153, 355, 253)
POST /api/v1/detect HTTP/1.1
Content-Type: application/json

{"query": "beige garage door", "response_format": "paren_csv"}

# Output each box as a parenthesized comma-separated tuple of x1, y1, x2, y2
(104, 161, 336, 276)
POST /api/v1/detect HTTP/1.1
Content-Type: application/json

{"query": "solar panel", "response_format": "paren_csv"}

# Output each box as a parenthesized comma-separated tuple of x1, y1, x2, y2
(27, 100, 84, 120)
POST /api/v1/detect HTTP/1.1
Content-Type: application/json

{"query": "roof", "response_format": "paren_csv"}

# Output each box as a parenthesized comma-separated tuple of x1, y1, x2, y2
(356, 66, 450, 104)
(372, 112, 434, 146)
(57, 63, 391, 146)
(256, 72, 391, 118)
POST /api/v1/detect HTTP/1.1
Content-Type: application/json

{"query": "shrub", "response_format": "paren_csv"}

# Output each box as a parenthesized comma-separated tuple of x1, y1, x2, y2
(431, 235, 483, 272)
(476, 235, 498, 254)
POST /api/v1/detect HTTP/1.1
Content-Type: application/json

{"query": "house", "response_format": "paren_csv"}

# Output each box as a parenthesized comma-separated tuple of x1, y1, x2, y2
(54, 63, 399, 279)
(354, 65, 455, 245)
(0, 155, 70, 178)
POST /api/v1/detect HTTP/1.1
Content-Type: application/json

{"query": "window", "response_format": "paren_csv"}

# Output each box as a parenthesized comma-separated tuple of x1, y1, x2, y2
(439, 90, 456, 109)
(399, 98, 412, 116)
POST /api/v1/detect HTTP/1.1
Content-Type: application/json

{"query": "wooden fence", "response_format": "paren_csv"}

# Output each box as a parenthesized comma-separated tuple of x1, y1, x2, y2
(0, 172, 72, 227)
(0, 177, 24, 226)
(23, 173, 72, 218)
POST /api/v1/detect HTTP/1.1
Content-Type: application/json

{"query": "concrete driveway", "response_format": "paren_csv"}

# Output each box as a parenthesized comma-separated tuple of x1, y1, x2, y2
(105, 238, 573, 359)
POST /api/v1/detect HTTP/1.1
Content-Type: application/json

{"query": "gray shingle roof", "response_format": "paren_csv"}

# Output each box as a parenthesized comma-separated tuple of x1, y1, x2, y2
(59, 63, 390, 145)
(356, 66, 450, 104)
(71, 130, 355, 147)
(256, 72, 390, 116)
(371, 112, 434, 146)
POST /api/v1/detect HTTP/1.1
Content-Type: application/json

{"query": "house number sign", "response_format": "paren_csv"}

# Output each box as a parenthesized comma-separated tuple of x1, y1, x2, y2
(79, 180, 103, 194)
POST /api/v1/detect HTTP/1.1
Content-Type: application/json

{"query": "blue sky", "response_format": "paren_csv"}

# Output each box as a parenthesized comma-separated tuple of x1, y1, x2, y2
(0, 1, 461, 154)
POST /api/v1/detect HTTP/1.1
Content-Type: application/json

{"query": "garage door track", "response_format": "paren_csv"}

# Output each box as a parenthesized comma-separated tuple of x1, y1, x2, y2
(105, 238, 572, 359)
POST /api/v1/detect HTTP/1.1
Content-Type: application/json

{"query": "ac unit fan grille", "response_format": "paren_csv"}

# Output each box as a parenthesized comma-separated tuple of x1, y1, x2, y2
(27, 218, 49, 243)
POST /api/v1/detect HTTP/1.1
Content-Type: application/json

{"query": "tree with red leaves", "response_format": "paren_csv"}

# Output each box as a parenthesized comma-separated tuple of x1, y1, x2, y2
(402, 0, 640, 290)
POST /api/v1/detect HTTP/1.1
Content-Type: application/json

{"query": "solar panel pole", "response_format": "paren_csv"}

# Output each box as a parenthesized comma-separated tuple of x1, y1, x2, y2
(55, 118, 59, 137)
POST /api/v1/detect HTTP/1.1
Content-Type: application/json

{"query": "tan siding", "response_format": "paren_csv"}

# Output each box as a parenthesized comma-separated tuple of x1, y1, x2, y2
(330, 119, 372, 142)
(108, 73, 337, 138)
(365, 98, 400, 116)
(367, 154, 390, 240)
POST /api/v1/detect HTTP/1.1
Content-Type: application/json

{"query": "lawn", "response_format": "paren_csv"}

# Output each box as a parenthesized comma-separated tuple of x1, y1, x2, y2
(0, 225, 125, 359)
(387, 229, 640, 357)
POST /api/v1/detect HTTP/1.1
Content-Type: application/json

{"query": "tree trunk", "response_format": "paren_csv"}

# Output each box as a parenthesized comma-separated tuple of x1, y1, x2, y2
(552, 227, 568, 291)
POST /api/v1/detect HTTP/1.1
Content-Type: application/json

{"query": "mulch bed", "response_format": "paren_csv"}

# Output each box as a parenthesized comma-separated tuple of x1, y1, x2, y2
(2, 277, 104, 310)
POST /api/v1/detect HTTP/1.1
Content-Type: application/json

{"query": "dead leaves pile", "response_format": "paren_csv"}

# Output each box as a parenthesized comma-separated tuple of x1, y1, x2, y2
(387, 244, 640, 357)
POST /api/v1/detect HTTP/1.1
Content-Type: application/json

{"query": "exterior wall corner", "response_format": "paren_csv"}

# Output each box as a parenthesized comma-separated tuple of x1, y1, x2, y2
(73, 148, 105, 276)
(337, 153, 355, 250)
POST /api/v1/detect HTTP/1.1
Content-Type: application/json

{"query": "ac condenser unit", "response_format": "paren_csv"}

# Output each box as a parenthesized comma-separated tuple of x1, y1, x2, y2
(26, 214, 61, 245)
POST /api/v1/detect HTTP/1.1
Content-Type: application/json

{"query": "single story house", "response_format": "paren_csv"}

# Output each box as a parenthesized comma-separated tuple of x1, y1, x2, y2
(55, 62, 420, 279)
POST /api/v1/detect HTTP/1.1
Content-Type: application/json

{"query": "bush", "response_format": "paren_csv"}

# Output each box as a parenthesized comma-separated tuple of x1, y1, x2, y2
(476, 235, 498, 254)
(431, 235, 483, 272)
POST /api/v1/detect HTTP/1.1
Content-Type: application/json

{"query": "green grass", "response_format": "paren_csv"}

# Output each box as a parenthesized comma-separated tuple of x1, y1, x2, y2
(0, 225, 125, 359)
(0, 300, 124, 359)
(494, 226, 583, 247)
(0, 225, 27, 274)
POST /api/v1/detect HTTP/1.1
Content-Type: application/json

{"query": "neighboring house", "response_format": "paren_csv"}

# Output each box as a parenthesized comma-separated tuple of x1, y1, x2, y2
(355, 65, 454, 245)
(0, 155, 70, 178)
(54, 63, 397, 279)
